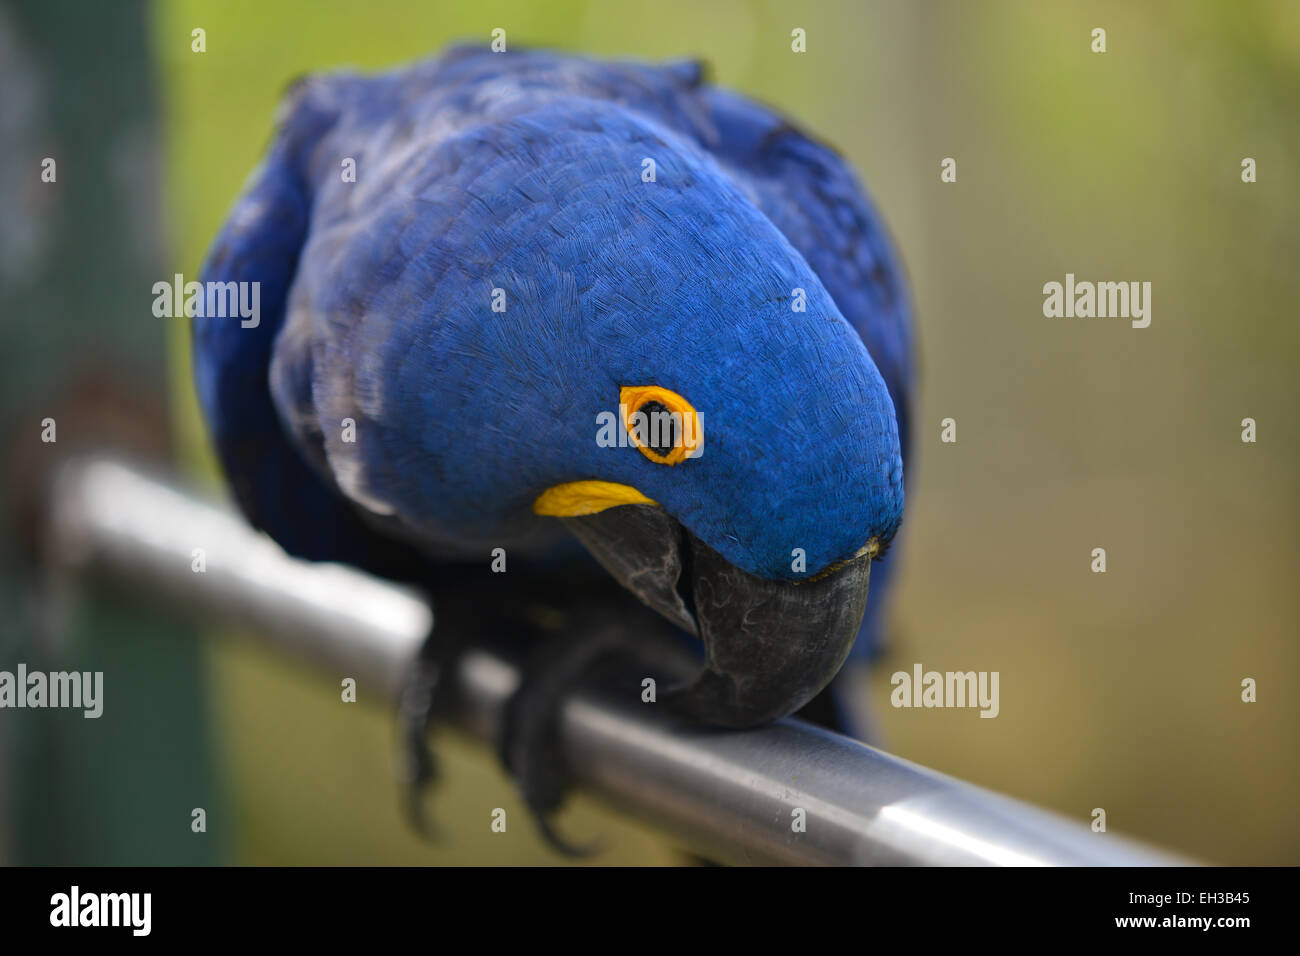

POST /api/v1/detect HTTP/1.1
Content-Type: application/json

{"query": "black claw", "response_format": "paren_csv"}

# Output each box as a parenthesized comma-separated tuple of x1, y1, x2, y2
(395, 567, 700, 854)
(396, 615, 465, 841)
(497, 625, 622, 856)
(397, 654, 440, 839)
(497, 602, 689, 857)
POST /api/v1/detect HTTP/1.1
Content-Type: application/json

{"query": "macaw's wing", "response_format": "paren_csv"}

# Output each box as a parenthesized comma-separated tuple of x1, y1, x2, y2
(192, 89, 427, 578)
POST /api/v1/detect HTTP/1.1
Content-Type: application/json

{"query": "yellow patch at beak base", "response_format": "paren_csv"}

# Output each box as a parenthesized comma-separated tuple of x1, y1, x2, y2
(533, 480, 658, 517)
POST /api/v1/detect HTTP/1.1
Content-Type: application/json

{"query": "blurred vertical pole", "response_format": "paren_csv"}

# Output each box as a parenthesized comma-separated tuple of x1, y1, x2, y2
(0, 0, 219, 864)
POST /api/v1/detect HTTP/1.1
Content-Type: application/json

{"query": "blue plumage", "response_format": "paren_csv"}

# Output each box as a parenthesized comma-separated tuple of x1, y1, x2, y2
(195, 46, 912, 676)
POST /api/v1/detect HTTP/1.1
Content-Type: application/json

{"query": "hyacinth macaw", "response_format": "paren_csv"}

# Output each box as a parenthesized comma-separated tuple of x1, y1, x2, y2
(193, 46, 913, 846)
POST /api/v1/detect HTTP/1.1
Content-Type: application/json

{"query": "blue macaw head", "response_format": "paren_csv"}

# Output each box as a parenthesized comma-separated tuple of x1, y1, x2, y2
(405, 102, 905, 727)
(297, 94, 904, 728)
(524, 231, 904, 727)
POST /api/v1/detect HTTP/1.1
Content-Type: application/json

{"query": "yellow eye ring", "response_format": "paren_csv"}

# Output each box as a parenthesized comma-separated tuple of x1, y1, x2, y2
(621, 385, 703, 466)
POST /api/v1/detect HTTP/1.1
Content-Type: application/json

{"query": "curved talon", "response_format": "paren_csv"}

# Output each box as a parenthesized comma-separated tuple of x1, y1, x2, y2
(396, 617, 465, 841)
(398, 579, 698, 855)
(497, 622, 641, 857)
(397, 655, 441, 839)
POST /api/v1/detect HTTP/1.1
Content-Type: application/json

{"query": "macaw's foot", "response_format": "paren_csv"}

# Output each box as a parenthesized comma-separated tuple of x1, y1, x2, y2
(396, 617, 465, 840)
(497, 600, 696, 856)
(497, 628, 620, 856)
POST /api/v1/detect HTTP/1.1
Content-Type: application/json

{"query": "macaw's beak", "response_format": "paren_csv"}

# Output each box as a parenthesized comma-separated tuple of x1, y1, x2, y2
(559, 503, 871, 729)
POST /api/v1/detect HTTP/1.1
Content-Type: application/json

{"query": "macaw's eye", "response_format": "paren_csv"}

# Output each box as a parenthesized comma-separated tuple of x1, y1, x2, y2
(638, 401, 678, 457)
(621, 385, 703, 466)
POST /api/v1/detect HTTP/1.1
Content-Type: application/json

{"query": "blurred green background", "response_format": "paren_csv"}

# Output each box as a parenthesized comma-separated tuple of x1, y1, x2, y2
(3, 0, 1296, 865)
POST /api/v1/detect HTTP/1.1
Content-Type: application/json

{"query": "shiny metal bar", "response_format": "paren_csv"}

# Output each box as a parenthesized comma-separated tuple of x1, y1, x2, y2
(43, 456, 1187, 866)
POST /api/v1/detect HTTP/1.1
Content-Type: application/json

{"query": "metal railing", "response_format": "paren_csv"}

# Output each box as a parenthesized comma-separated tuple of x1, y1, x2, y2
(42, 456, 1187, 866)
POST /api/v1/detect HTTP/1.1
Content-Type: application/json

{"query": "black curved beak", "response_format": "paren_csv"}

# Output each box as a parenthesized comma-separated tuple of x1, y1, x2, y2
(561, 504, 871, 728)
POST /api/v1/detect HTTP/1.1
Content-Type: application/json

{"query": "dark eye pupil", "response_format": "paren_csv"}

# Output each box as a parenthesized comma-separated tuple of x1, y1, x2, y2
(639, 401, 679, 457)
